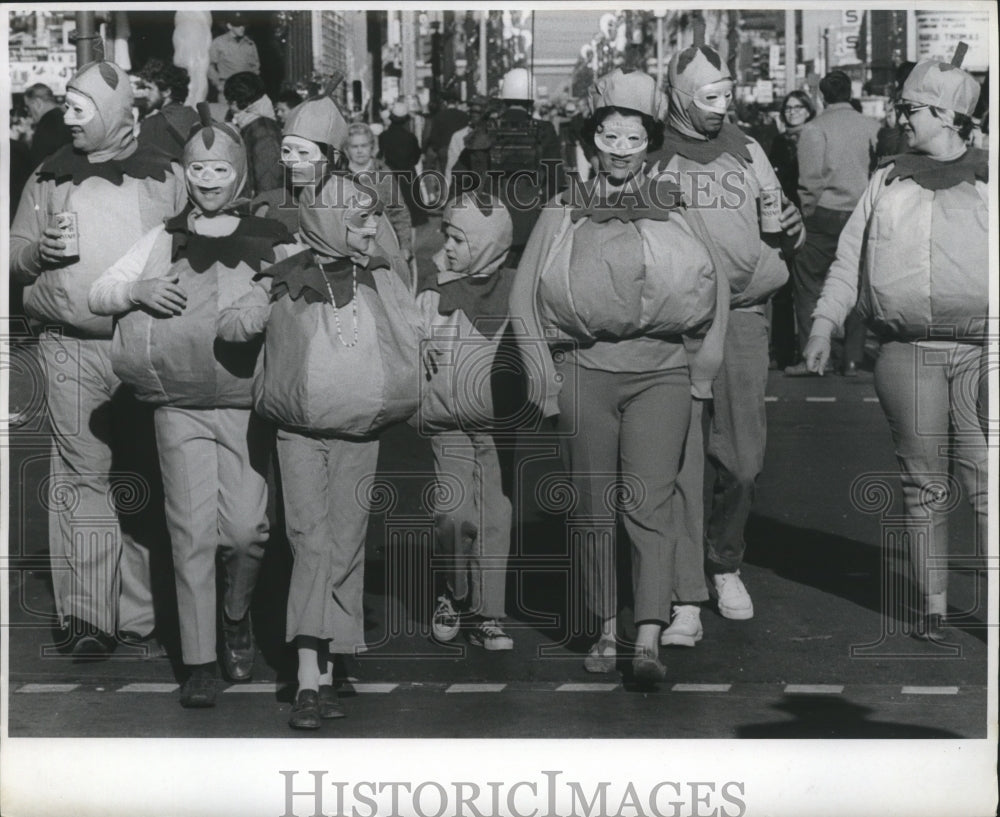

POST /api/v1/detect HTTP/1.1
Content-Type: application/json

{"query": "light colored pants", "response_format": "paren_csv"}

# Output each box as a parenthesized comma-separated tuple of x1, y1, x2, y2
(154, 407, 269, 666)
(431, 430, 512, 619)
(277, 429, 379, 653)
(38, 331, 154, 636)
(556, 363, 693, 626)
(874, 340, 988, 615)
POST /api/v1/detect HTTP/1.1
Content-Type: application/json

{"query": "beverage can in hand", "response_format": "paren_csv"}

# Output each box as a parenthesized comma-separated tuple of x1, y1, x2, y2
(54, 211, 80, 257)
(759, 188, 783, 234)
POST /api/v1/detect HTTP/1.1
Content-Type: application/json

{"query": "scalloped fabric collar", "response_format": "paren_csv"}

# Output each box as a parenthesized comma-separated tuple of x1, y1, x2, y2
(651, 121, 754, 168)
(164, 205, 294, 274)
(882, 148, 988, 191)
(36, 142, 176, 187)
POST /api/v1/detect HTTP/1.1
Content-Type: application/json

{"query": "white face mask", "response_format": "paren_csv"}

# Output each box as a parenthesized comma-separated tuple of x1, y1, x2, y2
(63, 90, 98, 126)
(595, 113, 648, 156)
(692, 80, 734, 114)
(186, 160, 237, 186)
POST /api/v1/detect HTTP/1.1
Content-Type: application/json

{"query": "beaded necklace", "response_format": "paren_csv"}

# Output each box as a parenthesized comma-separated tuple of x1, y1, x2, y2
(320, 263, 360, 348)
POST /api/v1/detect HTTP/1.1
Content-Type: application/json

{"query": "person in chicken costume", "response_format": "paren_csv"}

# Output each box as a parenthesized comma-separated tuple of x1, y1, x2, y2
(90, 104, 296, 707)
(416, 192, 519, 651)
(9, 60, 187, 659)
(805, 45, 988, 642)
(218, 174, 422, 728)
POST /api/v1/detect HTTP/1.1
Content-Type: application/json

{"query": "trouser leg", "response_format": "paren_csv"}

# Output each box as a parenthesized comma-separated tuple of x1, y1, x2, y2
(671, 399, 711, 603)
(792, 223, 835, 356)
(154, 407, 219, 665)
(704, 310, 770, 574)
(555, 361, 620, 623)
(947, 344, 989, 557)
(215, 409, 270, 621)
(430, 431, 477, 604)
(619, 369, 691, 625)
(470, 432, 512, 619)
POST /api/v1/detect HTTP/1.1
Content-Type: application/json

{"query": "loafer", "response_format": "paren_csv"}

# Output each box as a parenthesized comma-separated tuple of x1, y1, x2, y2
(289, 689, 322, 730)
(318, 684, 346, 719)
(221, 612, 255, 681)
(583, 637, 617, 673)
(632, 646, 667, 686)
(180, 667, 218, 708)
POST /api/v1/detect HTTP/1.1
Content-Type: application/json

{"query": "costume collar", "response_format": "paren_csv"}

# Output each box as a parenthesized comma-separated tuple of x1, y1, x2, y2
(881, 148, 988, 191)
(165, 204, 293, 273)
(420, 267, 514, 339)
(565, 174, 684, 223)
(35, 141, 176, 187)
(259, 249, 382, 307)
(651, 121, 754, 168)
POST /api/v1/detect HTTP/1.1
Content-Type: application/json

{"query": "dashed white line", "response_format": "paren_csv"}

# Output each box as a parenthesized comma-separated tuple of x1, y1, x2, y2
(445, 683, 506, 693)
(16, 683, 79, 693)
(222, 683, 285, 694)
(805, 396, 837, 403)
(863, 397, 880, 403)
(117, 683, 179, 693)
(764, 396, 779, 402)
(784, 684, 844, 694)
(902, 686, 959, 695)
(672, 683, 732, 692)
(556, 683, 619, 692)
(352, 683, 399, 694)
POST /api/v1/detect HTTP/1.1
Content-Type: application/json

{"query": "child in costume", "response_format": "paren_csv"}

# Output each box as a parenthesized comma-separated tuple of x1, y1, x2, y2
(416, 192, 517, 650)
(805, 48, 988, 641)
(218, 174, 422, 728)
(90, 104, 296, 707)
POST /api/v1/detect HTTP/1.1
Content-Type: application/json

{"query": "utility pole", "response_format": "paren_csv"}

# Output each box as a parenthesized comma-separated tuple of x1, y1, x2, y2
(654, 10, 666, 89)
(75, 10, 96, 64)
(401, 9, 417, 98)
(784, 8, 796, 94)
(478, 10, 488, 94)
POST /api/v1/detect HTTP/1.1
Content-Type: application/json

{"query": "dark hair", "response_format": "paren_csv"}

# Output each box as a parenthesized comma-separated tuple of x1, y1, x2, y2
(780, 90, 816, 125)
(140, 60, 190, 104)
(224, 72, 266, 110)
(819, 71, 852, 105)
(24, 83, 56, 103)
(276, 90, 302, 109)
(930, 107, 975, 141)
(582, 106, 665, 153)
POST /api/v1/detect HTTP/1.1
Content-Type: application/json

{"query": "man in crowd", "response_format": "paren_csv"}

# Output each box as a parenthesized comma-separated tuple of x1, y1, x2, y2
(9, 60, 187, 659)
(785, 70, 878, 377)
(648, 42, 804, 641)
(24, 83, 73, 168)
(208, 11, 260, 101)
(422, 89, 469, 177)
(136, 60, 200, 160)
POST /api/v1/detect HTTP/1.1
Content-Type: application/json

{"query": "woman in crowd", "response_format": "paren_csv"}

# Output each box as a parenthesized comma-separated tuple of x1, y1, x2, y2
(767, 90, 816, 370)
(416, 191, 517, 651)
(89, 105, 295, 708)
(804, 54, 988, 642)
(218, 174, 422, 728)
(510, 69, 726, 684)
(345, 121, 413, 261)
(224, 71, 283, 197)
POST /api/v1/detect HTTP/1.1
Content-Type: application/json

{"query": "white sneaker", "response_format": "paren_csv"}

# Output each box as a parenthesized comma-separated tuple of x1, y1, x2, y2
(432, 595, 460, 642)
(660, 605, 703, 647)
(712, 572, 754, 620)
(468, 619, 514, 651)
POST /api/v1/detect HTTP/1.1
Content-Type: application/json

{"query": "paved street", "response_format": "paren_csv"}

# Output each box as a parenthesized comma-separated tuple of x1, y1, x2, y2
(3, 220, 990, 740)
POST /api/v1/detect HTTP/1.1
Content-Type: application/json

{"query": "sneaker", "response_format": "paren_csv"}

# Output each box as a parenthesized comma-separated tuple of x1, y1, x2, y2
(583, 637, 617, 673)
(660, 605, 704, 647)
(712, 572, 754, 620)
(432, 595, 461, 642)
(468, 619, 514, 651)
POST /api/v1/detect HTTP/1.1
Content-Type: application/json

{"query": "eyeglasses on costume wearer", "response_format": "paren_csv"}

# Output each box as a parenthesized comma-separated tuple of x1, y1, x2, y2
(895, 102, 929, 118)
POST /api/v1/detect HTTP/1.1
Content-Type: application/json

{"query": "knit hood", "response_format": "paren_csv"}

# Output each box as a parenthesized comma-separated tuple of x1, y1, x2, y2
(434, 192, 513, 283)
(65, 61, 136, 162)
(667, 45, 732, 140)
(182, 103, 249, 210)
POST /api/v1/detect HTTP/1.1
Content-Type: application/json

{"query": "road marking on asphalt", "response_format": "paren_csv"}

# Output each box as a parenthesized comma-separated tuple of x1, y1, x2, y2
(764, 396, 778, 402)
(863, 397, 880, 402)
(222, 683, 286, 693)
(902, 686, 959, 695)
(672, 683, 732, 692)
(445, 683, 506, 693)
(16, 683, 79, 693)
(556, 683, 619, 692)
(805, 396, 837, 402)
(352, 683, 399, 693)
(784, 684, 844, 694)
(118, 683, 179, 693)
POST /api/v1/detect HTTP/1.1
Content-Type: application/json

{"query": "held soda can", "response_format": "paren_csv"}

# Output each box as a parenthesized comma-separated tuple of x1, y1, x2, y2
(54, 211, 80, 257)
(759, 188, 783, 234)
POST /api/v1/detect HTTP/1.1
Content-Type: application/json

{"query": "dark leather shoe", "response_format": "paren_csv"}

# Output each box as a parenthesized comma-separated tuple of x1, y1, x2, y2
(64, 617, 116, 662)
(912, 614, 948, 642)
(221, 612, 255, 681)
(118, 630, 169, 659)
(180, 666, 218, 708)
(289, 689, 322, 730)
(632, 646, 667, 686)
(318, 684, 346, 719)
(842, 361, 859, 377)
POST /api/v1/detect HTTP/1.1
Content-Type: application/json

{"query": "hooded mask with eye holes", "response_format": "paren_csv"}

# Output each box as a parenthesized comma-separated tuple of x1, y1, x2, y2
(667, 45, 734, 139)
(434, 193, 513, 282)
(64, 61, 136, 162)
(299, 174, 383, 261)
(182, 103, 249, 212)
